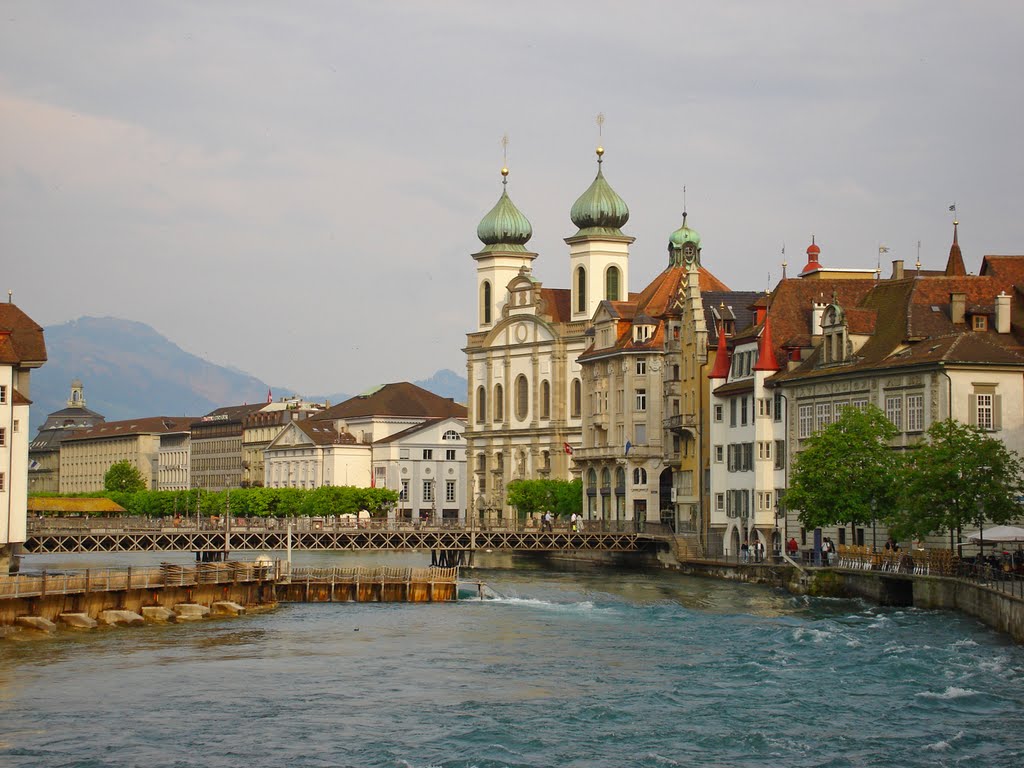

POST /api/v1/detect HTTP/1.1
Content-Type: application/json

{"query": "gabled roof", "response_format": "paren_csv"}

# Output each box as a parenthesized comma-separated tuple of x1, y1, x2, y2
(315, 382, 467, 421)
(372, 416, 464, 445)
(0, 302, 47, 365)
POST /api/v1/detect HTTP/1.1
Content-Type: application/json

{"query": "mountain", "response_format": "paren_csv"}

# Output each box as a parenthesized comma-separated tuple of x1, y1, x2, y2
(28, 317, 468, 432)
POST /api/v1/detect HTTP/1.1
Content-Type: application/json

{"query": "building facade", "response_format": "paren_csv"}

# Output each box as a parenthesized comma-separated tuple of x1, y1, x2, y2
(190, 403, 267, 491)
(28, 379, 105, 493)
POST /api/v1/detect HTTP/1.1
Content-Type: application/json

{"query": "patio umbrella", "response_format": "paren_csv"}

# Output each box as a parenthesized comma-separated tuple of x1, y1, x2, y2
(966, 525, 1024, 543)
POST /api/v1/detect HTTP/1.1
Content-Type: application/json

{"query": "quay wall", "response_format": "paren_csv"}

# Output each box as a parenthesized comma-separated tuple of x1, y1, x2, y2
(0, 582, 275, 626)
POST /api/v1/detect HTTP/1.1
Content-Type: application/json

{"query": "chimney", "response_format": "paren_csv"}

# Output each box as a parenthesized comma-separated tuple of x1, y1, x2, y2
(996, 291, 1011, 333)
(950, 292, 966, 324)
(891, 260, 904, 280)
(812, 301, 826, 335)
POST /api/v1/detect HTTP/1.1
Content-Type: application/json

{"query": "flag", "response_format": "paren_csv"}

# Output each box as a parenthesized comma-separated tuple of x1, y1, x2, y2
(949, 204, 956, 212)
(563, 442, 573, 455)
(878, 245, 890, 254)
(625, 440, 632, 456)
(370, 468, 375, 488)
(266, 388, 273, 404)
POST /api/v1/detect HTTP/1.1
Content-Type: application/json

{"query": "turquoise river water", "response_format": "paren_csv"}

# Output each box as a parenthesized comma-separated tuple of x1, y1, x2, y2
(1, 551, 1023, 768)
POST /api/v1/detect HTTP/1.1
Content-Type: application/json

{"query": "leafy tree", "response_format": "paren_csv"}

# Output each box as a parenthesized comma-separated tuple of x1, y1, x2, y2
(103, 460, 146, 493)
(784, 405, 902, 535)
(507, 478, 582, 518)
(893, 419, 1024, 544)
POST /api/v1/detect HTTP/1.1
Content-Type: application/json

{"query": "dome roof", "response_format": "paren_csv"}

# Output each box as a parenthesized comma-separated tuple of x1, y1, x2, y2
(476, 169, 532, 252)
(569, 149, 629, 237)
(669, 215, 701, 250)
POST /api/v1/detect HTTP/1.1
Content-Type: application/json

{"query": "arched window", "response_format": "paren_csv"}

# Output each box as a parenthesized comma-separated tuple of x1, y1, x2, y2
(601, 468, 611, 489)
(576, 266, 587, 313)
(515, 375, 529, 421)
(442, 430, 461, 441)
(494, 383, 504, 421)
(615, 466, 625, 490)
(481, 281, 492, 325)
(571, 378, 582, 418)
(633, 467, 648, 485)
(541, 380, 550, 419)
(606, 266, 620, 301)
(475, 386, 486, 424)
(587, 469, 597, 490)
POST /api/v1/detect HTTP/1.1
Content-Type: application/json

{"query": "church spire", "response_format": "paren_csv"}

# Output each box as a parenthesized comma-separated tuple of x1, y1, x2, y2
(944, 219, 967, 276)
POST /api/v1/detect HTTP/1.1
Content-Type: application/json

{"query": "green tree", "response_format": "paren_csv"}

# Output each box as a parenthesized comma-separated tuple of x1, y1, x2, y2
(507, 478, 582, 518)
(103, 460, 146, 493)
(784, 405, 903, 536)
(893, 419, 1024, 545)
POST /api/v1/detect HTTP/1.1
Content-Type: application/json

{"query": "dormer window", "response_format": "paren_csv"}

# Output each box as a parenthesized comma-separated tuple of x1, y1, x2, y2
(634, 324, 653, 342)
(973, 315, 987, 331)
(821, 303, 848, 365)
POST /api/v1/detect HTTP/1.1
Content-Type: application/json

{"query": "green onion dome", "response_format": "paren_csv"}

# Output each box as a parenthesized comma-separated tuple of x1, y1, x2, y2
(669, 214, 701, 250)
(569, 147, 629, 237)
(476, 168, 533, 252)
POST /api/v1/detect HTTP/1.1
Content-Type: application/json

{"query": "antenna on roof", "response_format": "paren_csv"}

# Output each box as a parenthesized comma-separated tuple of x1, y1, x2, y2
(781, 242, 787, 280)
(7, 290, 11, 303)
(916, 240, 922, 275)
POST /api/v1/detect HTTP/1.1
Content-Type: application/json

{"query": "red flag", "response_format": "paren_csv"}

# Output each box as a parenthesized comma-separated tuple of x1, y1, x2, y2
(266, 388, 272, 404)
(370, 468, 376, 488)
(564, 442, 574, 455)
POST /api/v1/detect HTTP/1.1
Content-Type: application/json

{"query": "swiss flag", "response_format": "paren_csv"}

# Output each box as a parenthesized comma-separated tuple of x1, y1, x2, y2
(563, 442, 574, 455)
(266, 388, 273, 404)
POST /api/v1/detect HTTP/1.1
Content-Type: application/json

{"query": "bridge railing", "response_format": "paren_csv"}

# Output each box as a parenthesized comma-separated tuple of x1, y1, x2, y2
(26, 516, 676, 537)
(0, 560, 283, 599)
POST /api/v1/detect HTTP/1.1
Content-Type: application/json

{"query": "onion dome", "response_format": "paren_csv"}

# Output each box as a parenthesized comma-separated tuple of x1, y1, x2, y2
(669, 213, 701, 250)
(476, 168, 533, 253)
(569, 147, 630, 237)
(800, 236, 822, 275)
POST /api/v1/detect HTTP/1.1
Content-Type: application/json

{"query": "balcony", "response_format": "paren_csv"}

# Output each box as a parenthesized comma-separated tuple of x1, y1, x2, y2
(664, 413, 698, 437)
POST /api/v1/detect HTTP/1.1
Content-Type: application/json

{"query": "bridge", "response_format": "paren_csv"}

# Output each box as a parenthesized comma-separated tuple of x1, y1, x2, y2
(23, 517, 670, 564)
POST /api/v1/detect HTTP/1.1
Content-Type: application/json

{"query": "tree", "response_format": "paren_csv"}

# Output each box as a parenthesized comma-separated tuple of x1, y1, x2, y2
(784, 405, 903, 536)
(103, 460, 146, 493)
(893, 419, 1024, 545)
(507, 478, 582, 518)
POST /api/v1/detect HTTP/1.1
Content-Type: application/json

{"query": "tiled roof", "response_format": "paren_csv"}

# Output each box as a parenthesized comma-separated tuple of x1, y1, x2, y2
(295, 420, 354, 445)
(704, 291, 763, 344)
(315, 382, 467, 421)
(373, 418, 445, 444)
(65, 416, 196, 441)
(539, 288, 572, 323)
(0, 302, 47, 364)
(12, 388, 31, 405)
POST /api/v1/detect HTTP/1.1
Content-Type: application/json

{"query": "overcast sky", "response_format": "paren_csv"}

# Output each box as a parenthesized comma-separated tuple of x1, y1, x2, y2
(3, 1, 1022, 396)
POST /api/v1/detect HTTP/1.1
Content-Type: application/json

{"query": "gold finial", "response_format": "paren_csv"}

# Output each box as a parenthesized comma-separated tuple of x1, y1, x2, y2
(595, 112, 605, 159)
(501, 133, 510, 183)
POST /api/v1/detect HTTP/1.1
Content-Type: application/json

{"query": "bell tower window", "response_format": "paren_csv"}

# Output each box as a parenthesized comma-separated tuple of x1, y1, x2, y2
(576, 266, 587, 313)
(481, 281, 492, 325)
(606, 266, 620, 301)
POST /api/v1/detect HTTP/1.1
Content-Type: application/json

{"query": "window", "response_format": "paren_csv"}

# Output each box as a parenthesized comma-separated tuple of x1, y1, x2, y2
(815, 402, 832, 432)
(758, 441, 772, 460)
(774, 391, 783, 422)
(885, 396, 902, 429)
(375, 466, 386, 484)
(494, 384, 504, 421)
(714, 404, 723, 422)
(515, 374, 529, 421)
(715, 493, 724, 511)
(740, 397, 749, 426)
(445, 449, 456, 461)
(851, 398, 869, 411)
(758, 398, 772, 418)
(636, 358, 647, 375)
(476, 387, 486, 424)
(633, 468, 647, 485)
(446, 480, 457, 503)
(727, 444, 736, 472)
(975, 393, 993, 431)
(834, 400, 849, 415)
(0, 385, 6, 404)
(571, 379, 582, 418)
(400, 480, 409, 502)
(541, 380, 550, 419)
(606, 265, 620, 301)
(423, 481, 434, 502)
(973, 315, 987, 331)
(400, 448, 410, 459)
(482, 281, 492, 325)
(443, 430, 461, 441)
(635, 389, 647, 411)
(906, 394, 924, 432)
(743, 443, 754, 471)
(12, 420, 18, 433)
(774, 440, 786, 470)
(476, 453, 487, 472)
(0, 427, 5, 447)
(634, 423, 646, 444)
(576, 266, 587, 313)
(422, 449, 433, 460)
(729, 399, 737, 427)
(714, 445, 724, 463)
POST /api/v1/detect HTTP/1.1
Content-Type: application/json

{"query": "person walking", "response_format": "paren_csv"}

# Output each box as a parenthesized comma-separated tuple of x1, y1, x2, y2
(741, 539, 750, 564)
(543, 510, 553, 533)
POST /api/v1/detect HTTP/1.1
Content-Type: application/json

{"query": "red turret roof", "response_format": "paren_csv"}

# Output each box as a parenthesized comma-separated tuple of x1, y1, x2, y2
(708, 319, 731, 379)
(753, 313, 781, 372)
(944, 222, 967, 276)
(800, 236, 822, 276)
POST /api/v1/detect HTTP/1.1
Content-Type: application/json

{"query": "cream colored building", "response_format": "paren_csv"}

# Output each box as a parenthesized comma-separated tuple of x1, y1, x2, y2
(243, 397, 325, 487)
(59, 416, 193, 493)
(464, 151, 632, 521)
(29, 380, 106, 493)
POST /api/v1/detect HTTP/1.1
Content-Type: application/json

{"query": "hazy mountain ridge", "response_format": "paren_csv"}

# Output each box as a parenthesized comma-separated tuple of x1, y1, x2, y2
(29, 317, 467, 432)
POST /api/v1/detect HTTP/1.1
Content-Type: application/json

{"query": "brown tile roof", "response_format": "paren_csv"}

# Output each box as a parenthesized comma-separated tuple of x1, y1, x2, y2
(315, 382, 467, 421)
(28, 497, 127, 515)
(12, 388, 31, 405)
(539, 288, 572, 323)
(0, 303, 47, 365)
(295, 420, 354, 445)
(65, 416, 196, 441)
(372, 417, 453, 444)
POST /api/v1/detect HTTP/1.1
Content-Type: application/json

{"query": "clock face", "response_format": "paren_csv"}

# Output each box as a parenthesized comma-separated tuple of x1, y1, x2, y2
(684, 245, 696, 263)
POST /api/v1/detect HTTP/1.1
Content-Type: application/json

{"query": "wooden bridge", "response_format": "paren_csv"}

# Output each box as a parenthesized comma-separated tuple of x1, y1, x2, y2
(23, 518, 668, 562)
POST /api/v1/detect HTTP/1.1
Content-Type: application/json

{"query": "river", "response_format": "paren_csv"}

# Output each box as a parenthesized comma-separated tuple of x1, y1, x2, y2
(2, 551, 1022, 767)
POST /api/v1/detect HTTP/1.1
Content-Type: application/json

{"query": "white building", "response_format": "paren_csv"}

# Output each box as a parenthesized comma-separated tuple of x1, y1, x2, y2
(0, 302, 46, 571)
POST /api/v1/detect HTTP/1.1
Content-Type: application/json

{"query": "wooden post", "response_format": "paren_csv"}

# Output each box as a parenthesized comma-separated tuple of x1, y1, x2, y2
(41, 570, 47, 598)
(127, 566, 132, 590)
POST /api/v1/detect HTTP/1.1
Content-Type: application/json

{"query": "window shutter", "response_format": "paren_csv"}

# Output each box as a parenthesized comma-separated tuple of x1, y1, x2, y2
(993, 395, 1002, 431)
(968, 394, 977, 426)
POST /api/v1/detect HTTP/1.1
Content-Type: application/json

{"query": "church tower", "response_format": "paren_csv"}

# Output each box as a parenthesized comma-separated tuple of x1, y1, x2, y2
(565, 146, 634, 322)
(472, 167, 536, 331)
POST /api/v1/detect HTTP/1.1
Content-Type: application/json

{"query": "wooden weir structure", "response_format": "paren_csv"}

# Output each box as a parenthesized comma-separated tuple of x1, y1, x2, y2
(281, 566, 459, 603)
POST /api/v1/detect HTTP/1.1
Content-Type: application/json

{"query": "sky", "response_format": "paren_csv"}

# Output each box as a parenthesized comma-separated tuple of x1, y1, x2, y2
(2, 1, 1023, 396)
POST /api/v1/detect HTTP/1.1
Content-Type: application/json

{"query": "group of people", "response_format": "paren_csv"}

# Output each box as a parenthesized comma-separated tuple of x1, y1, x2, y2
(740, 538, 767, 563)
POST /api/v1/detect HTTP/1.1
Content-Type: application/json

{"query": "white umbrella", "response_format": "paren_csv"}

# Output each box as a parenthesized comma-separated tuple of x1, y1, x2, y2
(967, 525, 1024, 543)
